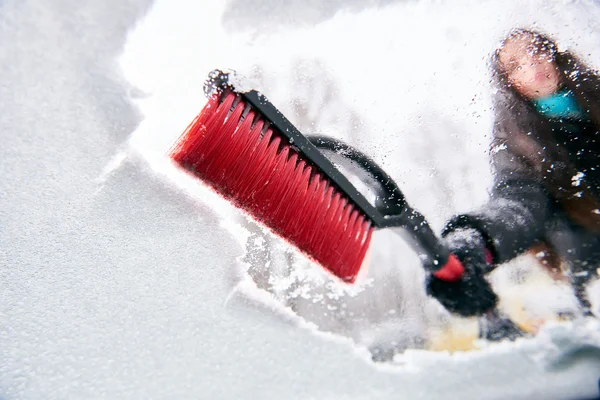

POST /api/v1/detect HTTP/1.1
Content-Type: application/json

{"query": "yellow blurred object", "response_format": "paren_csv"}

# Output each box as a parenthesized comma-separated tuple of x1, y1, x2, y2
(501, 296, 557, 335)
(427, 318, 480, 352)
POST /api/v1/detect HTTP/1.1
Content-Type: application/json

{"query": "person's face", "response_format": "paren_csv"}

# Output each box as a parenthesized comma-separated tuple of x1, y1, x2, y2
(497, 36, 562, 100)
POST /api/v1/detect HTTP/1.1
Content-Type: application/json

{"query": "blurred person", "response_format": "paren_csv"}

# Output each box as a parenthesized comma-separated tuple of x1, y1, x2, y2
(426, 28, 600, 340)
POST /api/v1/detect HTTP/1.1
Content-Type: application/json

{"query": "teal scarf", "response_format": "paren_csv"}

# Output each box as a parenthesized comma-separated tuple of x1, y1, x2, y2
(532, 89, 586, 120)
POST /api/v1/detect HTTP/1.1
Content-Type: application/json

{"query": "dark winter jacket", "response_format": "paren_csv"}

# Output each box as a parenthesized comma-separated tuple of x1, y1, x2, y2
(443, 51, 600, 287)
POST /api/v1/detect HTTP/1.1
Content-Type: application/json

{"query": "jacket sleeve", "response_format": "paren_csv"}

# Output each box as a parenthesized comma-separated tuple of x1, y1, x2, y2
(442, 137, 553, 265)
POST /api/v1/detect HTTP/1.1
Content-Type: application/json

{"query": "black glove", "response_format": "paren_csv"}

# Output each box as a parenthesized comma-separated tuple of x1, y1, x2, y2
(426, 228, 498, 317)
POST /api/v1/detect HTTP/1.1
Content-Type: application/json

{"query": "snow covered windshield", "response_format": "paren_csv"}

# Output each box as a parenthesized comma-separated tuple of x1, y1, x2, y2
(2, 0, 600, 399)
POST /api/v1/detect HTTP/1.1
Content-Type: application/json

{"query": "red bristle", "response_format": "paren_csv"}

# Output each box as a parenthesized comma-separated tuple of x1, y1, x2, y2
(170, 92, 374, 282)
(316, 190, 344, 258)
(271, 159, 310, 227)
(237, 129, 276, 204)
(288, 170, 319, 236)
(336, 209, 362, 278)
(281, 161, 312, 223)
(200, 99, 246, 177)
(204, 92, 236, 129)
(223, 109, 257, 166)
(297, 174, 328, 240)
(226, 118, 265, 190)
(302, 182, 334, 246)
(306, 185, 336, 252)
(328, 200, 353, 262)
(256, 145, 291, 212)
(186, 93, 236, 164)
(204, 108, 254, 183)
(172, 93, 230, 169)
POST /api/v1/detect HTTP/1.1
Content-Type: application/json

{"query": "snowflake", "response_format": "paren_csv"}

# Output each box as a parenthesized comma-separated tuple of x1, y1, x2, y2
(571, 171, 585, 187)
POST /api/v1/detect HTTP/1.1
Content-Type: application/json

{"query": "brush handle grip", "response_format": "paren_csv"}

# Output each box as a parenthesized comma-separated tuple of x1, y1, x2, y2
(386, 207, 452, 273)
(308, 136, 453, 274)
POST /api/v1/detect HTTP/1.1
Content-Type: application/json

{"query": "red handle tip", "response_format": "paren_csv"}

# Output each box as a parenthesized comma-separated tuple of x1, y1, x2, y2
(433, 254, 464, 282)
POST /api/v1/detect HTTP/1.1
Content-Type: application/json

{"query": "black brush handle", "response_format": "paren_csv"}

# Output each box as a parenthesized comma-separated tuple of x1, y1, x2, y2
(307, 136, 406, 217)
(308, 135, 450, 271)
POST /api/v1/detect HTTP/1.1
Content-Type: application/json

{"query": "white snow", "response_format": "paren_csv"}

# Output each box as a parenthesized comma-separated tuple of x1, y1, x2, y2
(1, 0, 600, 399)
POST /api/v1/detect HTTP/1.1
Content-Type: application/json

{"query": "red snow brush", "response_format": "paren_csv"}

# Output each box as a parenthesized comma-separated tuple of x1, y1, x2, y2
(169, 70, 463, 283)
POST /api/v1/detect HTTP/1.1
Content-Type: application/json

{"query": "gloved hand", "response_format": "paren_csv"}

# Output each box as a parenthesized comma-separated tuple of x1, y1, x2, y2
(426, 228, 498, 317)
